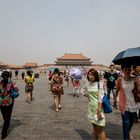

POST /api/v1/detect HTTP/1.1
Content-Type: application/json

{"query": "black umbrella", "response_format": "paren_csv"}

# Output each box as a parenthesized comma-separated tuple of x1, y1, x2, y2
(112, 47, 140, 65)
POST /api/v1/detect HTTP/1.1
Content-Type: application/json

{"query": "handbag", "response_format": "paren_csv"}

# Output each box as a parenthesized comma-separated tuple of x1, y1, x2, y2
(102, 93, 112, 113)
(11, 88, 20, 98)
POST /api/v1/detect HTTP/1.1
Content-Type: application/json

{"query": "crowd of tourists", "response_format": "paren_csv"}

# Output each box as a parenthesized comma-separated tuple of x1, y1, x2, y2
(0, 64, 140, 140)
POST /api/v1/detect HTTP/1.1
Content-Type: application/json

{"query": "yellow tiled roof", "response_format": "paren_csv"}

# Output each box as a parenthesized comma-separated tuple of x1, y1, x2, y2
(24, 63, 38, 67)
(57, 53, 90, 60)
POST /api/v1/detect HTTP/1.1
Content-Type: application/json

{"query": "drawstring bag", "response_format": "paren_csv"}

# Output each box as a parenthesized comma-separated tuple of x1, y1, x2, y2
(11, 88, 19, 98)
(9, 80, 20, 98)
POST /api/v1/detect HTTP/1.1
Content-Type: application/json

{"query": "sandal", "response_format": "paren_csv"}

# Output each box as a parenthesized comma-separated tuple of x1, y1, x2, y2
(113, 105, 118, 109)
(58, 105, 61, 109)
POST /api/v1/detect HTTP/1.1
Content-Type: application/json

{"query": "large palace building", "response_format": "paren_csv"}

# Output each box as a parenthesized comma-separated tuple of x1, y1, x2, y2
(55, 53, 92, 66)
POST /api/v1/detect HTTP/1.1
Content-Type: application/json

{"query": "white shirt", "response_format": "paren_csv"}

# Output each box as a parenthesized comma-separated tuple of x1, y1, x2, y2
(122, 79, 140, 112)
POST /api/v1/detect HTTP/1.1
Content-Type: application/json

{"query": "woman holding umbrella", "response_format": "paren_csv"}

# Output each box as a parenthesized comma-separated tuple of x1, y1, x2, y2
(115, 64, 140, 140)
(113, 47, 140, 139)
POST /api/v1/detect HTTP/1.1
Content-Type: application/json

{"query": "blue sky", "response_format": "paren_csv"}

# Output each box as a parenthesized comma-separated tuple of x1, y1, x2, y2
(0, 0, 140, 65)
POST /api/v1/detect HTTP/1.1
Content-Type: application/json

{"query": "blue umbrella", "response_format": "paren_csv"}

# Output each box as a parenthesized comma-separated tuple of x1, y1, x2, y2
(112, 47, 140, 65)
(70, 67, 83, 80)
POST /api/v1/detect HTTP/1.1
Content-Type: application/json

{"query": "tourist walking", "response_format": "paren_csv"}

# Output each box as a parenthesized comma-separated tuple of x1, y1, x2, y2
(14, 70, 19, 79)
(24, 70, 35, 103)
(21, 71, 25, 80)
(72, 79, 80, 97)
(115, 64, 140, 140)
(81, 68, 106, 140)
(51, 68, 64, 112)
(48, 70, 52, 84)
(0, 71, 19, 139)
(104, 64, 118, 108)
(64, 69, 70, 86)
(8, 70, 12, 80)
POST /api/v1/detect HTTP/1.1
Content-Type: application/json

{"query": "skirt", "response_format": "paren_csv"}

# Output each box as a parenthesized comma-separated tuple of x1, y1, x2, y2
(25, 84, 34, 93)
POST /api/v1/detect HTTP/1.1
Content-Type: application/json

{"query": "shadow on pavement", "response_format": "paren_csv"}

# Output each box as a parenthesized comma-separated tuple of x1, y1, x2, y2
(75, 128, 92, 140)
(8, 119, 22, 134)
(75, 121, 123, 140)
(67, 93, 74, 96)
(105, 121, 123, 140)
(49, 104, 55, 111)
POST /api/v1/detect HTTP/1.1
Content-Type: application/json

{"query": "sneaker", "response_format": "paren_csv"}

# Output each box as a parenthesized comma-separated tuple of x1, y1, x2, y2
(73, 94, 75, 97)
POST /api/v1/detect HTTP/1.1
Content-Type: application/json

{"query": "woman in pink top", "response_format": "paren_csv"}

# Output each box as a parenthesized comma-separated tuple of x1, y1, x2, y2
(115, 64, 139, 140)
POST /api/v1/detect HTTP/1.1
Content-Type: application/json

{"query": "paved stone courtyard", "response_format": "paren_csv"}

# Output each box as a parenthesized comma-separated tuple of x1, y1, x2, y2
(0, 73, 140, 140)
